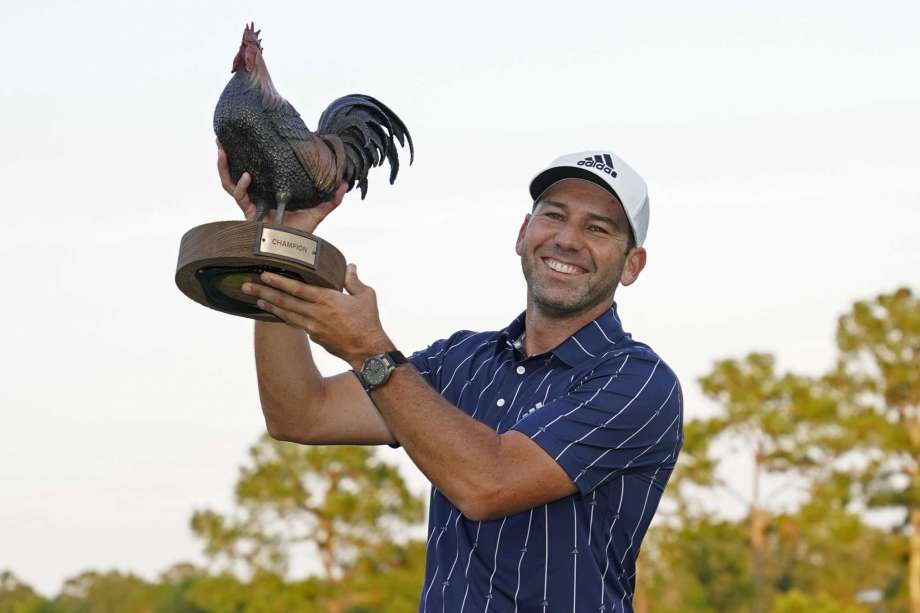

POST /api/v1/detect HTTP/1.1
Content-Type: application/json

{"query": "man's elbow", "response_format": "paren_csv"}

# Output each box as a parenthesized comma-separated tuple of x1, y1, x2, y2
(263, 413, 295, 441)
(456, 486, 509, 522)
(462, 505, 508, 523)
(261, 401, 305, 443)
(264, 417, 319, 444)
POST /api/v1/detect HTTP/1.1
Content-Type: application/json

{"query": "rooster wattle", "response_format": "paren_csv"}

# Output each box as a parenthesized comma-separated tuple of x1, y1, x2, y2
(214, 23, 414, 223)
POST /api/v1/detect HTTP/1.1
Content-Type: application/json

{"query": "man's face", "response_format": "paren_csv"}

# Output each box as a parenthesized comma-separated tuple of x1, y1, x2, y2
(515, 179, 645, 319)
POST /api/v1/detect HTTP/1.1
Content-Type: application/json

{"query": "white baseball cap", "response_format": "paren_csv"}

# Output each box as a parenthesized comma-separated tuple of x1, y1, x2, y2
(529, 150, 650, 247)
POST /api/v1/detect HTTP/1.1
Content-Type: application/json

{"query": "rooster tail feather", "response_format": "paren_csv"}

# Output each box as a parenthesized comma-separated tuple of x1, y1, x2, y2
(316, 94, 413, 197)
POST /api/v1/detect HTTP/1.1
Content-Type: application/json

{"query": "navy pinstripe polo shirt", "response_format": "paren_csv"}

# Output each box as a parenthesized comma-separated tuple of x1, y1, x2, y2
(407, 303, 683, 613)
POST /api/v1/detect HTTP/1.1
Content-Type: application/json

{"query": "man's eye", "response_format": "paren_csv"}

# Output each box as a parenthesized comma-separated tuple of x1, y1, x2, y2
(544, 212, 563, 220)
(588, 225, 609, 234)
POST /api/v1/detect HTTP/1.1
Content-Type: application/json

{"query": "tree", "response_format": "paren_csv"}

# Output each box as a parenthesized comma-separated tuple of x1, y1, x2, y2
(829, 287, 920, 612)
(176, 570, 328, 613)
(336, 540, 427, 613)
(50, 570, 162, 613)
(769, 589, 864, 613)
(681, 353, 837, 613)
(768, 474, 907, 611)
(191, 437, 426, 611)
(0, 571, 47, 613)
(639, 513, 754, 613)
(639, 484, 907, 613)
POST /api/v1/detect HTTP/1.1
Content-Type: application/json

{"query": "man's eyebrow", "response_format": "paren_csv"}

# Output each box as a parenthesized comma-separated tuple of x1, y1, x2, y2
(586, 212, 620, 227)
(539, 199, 623, 229)
(539, 199, 567, 209)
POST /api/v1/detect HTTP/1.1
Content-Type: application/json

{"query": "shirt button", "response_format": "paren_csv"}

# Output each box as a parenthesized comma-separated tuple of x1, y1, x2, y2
(516, 365, 526, 375)
(496, 398, 505, 407)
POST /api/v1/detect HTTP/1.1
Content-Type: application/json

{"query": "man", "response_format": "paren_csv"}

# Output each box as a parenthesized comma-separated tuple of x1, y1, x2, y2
(218, 148, 683, 612)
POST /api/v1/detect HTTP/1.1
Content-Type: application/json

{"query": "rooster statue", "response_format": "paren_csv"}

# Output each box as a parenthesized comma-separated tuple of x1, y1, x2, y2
(214, 23, 414, 223)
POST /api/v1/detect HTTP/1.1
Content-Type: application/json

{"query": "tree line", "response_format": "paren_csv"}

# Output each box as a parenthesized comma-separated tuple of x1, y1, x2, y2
(2, 287, 918, 612)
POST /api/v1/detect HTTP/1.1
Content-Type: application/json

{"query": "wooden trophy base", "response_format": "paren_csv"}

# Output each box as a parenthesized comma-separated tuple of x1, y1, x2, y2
(175, 221, 346, 321)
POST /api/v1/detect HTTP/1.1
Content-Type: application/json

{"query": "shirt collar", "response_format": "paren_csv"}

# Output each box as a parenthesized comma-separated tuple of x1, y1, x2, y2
(498, 303, 626, 366)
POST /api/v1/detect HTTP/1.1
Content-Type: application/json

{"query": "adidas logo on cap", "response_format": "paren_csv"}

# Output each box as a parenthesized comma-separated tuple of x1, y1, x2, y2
(576, 154, 617, 177)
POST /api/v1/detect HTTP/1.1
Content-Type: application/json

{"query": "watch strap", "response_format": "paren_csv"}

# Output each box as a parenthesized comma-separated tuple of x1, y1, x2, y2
(387, 350, 408, 366)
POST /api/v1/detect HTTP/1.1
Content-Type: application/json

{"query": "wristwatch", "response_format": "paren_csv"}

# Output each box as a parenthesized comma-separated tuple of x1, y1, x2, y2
(357, 350, 408, 392)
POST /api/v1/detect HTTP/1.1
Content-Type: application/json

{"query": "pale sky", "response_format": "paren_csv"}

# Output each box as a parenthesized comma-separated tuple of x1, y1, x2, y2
(2, 0, 918, 596)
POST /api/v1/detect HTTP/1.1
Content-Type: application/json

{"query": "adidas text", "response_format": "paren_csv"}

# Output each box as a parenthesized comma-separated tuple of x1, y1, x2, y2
(577, 154, 618, 177)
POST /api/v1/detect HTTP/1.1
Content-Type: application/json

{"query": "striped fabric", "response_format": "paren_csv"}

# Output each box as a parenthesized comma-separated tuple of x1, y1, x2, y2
(408, 304, 683, 613)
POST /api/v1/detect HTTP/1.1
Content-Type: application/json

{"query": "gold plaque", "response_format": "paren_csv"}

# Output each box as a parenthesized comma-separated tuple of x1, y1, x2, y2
(255, 225, 318, 267)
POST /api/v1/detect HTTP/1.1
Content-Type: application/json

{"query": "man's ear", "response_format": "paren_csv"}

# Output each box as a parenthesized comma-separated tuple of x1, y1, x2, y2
(620, 246, 647, 286)
(515, 214, 532, 256)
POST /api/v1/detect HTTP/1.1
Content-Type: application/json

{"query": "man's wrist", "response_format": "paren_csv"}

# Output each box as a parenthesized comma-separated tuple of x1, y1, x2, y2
(348, 340, 398, 371)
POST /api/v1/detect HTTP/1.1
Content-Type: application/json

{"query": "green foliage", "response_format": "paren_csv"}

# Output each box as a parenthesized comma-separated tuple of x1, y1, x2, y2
(768, 482, 907, 611)
(694, 353, 837, 482)
(769, 589, 863, 613)
(0, 571, 48, 613)
(338, 541, 427, 613)
(829, 287, 920, 612)
(679, 353, 841, 613)
(179, 571, 327, 613)
(641, 497, 908, 613)
(831, 287, 920, 513)
(191, 437, 424, 581)
(654, 287, 920, 612)
(46, 570, 164, 613)
(641, 514, 753, 613)
(25, 545, 427, 613)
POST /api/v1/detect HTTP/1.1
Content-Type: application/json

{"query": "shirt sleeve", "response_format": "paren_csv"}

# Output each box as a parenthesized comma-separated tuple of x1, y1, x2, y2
(407, 330, 476, 393)
(511, 352, 683, 495)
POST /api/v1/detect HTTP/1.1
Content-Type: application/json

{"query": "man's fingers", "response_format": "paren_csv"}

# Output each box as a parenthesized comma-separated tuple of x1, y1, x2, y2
(259, 272, 332, 302)
(313, 182, 348, 217)
(217, 147, 234, 194)
(242, 281, 307, 313)
(233, 172, 252, 207)
(217, 146, 257, 220)
(331, 182, 348, 206)
(256, 300, 312, 330)
(344, 263, 369, 296)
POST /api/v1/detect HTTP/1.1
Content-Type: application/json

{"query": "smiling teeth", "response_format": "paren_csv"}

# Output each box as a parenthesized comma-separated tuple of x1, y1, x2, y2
(545, 258, 581, 274)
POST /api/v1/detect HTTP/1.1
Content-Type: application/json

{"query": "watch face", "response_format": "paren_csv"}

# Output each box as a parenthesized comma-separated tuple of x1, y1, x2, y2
(363, 357, 389, 386)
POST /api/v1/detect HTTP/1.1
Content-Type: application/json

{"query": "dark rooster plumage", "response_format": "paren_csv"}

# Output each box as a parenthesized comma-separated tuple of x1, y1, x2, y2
(214, 23, 414, 223)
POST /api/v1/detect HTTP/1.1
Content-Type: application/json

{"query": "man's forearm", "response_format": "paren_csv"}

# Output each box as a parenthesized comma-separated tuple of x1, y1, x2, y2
(364, 364, 505, 518)
(254, 321, 324, 438)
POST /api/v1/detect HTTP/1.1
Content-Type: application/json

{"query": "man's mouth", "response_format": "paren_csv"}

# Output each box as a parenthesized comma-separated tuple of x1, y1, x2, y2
(542, 257, 588, 275)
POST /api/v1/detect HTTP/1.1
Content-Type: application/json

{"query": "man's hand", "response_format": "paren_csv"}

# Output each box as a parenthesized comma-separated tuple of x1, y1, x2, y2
(242, 264, 394, 366)
(217, 144, 347, 234)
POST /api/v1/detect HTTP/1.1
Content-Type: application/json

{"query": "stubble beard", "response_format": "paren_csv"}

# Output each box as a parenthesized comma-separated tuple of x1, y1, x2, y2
(521, 253, 619, 320)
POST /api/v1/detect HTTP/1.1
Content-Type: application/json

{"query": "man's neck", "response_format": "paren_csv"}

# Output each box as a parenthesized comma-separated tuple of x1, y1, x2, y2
(522, 296, 615, 357)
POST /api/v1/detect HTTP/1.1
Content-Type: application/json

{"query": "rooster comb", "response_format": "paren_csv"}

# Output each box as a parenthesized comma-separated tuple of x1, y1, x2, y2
(241, 22, 262, 48)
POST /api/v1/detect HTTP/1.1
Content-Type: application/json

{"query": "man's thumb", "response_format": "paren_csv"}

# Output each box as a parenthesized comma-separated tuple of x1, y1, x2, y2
(344, 263, 368, 295)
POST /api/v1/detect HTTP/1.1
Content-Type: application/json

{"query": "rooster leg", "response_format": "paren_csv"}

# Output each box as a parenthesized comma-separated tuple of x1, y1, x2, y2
(253, 201, 269, 222)
(272, 193, 290, 225)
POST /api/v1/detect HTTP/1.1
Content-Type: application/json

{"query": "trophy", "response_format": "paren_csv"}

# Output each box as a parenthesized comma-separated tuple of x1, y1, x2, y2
(176, 23, 413, 321)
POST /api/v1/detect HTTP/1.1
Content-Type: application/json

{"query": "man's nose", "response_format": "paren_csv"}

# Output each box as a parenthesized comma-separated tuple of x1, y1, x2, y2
(553, 223, 584, 251)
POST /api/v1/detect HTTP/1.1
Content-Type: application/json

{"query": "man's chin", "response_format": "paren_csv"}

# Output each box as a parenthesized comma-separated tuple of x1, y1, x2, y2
(532, 292, 592, 318)
(529, 281, 617, 320)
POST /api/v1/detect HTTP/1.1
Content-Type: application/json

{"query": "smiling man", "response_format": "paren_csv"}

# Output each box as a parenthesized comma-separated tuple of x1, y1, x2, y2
(222, 148, 683, 613)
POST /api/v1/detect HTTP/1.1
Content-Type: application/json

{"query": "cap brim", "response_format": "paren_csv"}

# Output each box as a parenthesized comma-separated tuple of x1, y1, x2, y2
(529, 166, 624, 207)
